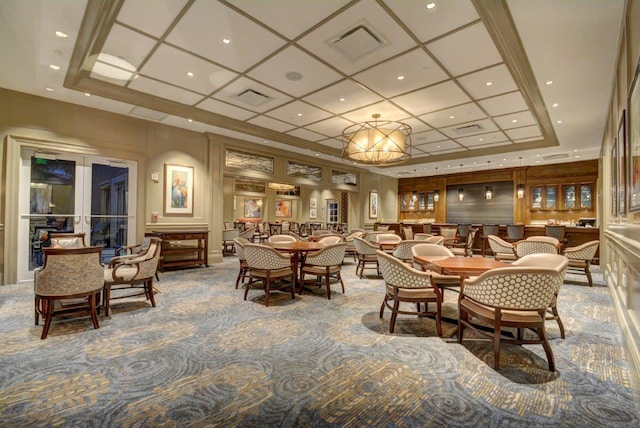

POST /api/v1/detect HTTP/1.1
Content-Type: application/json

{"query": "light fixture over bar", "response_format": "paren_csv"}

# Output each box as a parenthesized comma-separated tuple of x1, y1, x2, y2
(342, 114, 412, 166)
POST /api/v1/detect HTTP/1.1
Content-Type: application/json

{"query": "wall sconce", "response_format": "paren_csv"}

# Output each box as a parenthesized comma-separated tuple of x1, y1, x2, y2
(485, 186, 493, 200)
(517, 184, 525, 198)
(434, 189, 440, 202)
(458, 187, 464, 201)
(412, 190, 417, 201)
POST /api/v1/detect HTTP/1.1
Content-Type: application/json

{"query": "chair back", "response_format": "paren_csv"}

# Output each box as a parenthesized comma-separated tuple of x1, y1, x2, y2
(439, 227, 457, 239)
(403, 226, 414, 240)
(545, 225, 566, 241)
(375, 225, 390, 231)
(363, 231, 389, 242)
(349, 228, 365, 234)
(308, 223, 323, 233)
(392, 240, 423, 262)
(512, 253, 569, 293)
(239, 228, 255, 240)
(377, 250, 434, 290)
(506, 224, 525, 240)
(422, 223, 432, 234)
(222, 229, 240, 241)
(233, 237, 250, 261)
(375, 233, 402, 245)
(317, 235, 343, 245)
(457, 224, 472, 239)
(269, 223, 283, 235)
(268, 234, 296, 243)
(244, 244, 292, 270)
(287, 232, 309, 241)
(353, 236, 379, 255)
(413, 233, 432, 241)
(281, 222, 290, 232)
(488, 235, 515, 254)
(344, 230, 364, 242)
(312, 229, 332, 237)
(223, 222, 231, 229)
(49, 232, 87, 248)
(423, 236, 445, 245)
(36, 246, 104, 296)
(304, 243, 347, 267)
(526, 236, 560, 246)
(411, 243, 454, 258)
(515, 240, 558, 258)
(482, 224, 500, 238)
(564, 240, 599, 262)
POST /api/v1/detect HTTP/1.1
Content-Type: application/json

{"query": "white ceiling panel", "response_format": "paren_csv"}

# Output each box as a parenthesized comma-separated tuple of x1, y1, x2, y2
(493, 111, 536, 130)
(212, 77, 292, 113)
(427, 22, 503, 77)
(401, 118, 432, 134)
(385, 0, 479, 43)
(505, 125, 542, 140)
(101, 24, 156, 70)
(117, 0, 188, 38)
(419, 103, 487, 128)
(316, 138, 344, 150)
(297, 0, 416, 75)
(391, 80, 470, 115)
(478, 91, 528, 116)
(440, 118, 499, 139)
(227, 0, 350, 40)
(166, 0, 286, 73)
(457, 64, 518, 99)
(455, 131, 509, 147)
(128, 76, 204, 105)
(140, 44, 238, 94)
(352, 48, 448, 98)
(266, 100, 333, 126)
(305, 116, 354, 137)
(412, 130, 449, 145)
(286, 128, 327, 142)
(197, 98, 255, 121)
(302, 79, 382, 114)
(340, 100, 411, 123)
(248, 46, 343, 97)
(247, 115, 296, 133)
(415, 139, 462, 152)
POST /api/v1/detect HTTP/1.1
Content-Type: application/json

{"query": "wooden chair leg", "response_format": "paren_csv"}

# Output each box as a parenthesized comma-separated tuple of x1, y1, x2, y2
(389, 298, 400, 333)
(380, 296, 387, 318)
(147, 279, 156, 307)
(104, 285, 112, 317)
(493, 311, 502, 370)
(34, 297, 40, 325)
(41, 299, 52, 340)
(551, 304, 565, 339)
(89, 294, 100, 330)
(538, 326, 556, 371)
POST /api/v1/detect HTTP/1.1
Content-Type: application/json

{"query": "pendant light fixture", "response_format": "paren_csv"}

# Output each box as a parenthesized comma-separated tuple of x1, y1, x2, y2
(517, 156, 525, 198)
(342, 114, 412, 165)
(485, 160, 493, 200)
(458, 164, 464, 201)
(433, 167, 440, 202)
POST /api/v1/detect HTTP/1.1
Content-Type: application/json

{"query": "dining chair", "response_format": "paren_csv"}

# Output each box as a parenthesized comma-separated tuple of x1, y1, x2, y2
(300, 243, 347, 299)
(344, 230, 364, 262)
(253, 223, 269, 243)
(422, 223, 432, 234)
(233, 237, 251, 289)
(410, 244, 460, 291)
(545, 225, 567, 247)
(391, 240, 424, 263)
(269, 223, 283, 236)
(287, 231, 309, 242)
(457, 224, 472, 240)
(422, 236, 445, 246)
(487, 235, 518, 262)
(103, 237, 162, 317)
(450, 229, 477, 257)
(376, 233, 403, 253)
(525, 236, 561, 253)
(481, 224, 500, 256)
(268, 234, 296, 243)
(312, 229, 332, 237)
(377, 250, 443, 336)
(114, 237, 160, 281)
(317, 234, 343, 245)
(222, 229, 240, 255)
(512, 253, 569, 338)
(564, 240, 600, 287)
(363, 231, 389, 243)
(413, 233, 432, 241)
(49, 232, 87, 248)
(353, 236, 380, 278)
(515, 239, 558, 258)
(457, 254, 568, 371)
(34, 246, 104, 339)
(505, 224, 525, 242)
(243, 243, 295, 306)
(402, 226, 414, 240)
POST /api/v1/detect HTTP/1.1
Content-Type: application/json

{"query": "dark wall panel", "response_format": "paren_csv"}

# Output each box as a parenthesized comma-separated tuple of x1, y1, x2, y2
(446, 181, 514, 225)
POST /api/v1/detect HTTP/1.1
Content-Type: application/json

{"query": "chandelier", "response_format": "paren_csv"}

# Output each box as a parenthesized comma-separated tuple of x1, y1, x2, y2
(342, 114, 412, 166)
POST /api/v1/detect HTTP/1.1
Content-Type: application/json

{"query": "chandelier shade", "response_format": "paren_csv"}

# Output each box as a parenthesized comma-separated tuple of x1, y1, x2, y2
(342, 114, 411, 166)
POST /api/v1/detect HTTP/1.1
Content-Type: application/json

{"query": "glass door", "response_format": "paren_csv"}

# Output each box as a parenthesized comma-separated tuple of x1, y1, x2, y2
(17, 149, 137, 282)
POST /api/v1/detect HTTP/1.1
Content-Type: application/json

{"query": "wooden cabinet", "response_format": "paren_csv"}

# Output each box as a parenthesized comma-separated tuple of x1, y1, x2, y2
(530, 183, 593, 211)
(400, 192, 435, 212)
(147, 230, 209, 271)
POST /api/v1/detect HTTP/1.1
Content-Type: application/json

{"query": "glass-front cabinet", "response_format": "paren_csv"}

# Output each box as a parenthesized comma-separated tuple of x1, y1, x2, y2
(529, 183, 594, 210)
(531, 187, 543, 209)
(580, 184, 592, 209)
(545, 186, 557, 209)
(562, 185, 576, 209)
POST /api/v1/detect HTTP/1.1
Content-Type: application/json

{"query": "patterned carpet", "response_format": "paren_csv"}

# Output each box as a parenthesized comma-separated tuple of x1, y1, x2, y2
(0, 256, 639, 427)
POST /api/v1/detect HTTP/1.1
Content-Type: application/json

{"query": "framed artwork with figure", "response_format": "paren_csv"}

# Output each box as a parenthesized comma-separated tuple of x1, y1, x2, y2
(164, 164, 193, 215)
(369, 192, 378, 218)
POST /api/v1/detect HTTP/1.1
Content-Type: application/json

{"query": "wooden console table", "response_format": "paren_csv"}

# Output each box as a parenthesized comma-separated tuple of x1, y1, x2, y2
(146, 230, 209, 271)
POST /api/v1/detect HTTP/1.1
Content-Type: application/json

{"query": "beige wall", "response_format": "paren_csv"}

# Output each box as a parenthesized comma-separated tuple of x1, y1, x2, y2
(602, 0, 640, 375)
(0, 88, 394, 283)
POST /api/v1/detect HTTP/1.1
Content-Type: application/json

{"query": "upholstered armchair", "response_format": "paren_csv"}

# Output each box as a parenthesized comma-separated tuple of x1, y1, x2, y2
(300, 242, 347, 299)
(410, 243, 460, 292)
(222, 229, 240, 255)
(391, 240, 423, 263)
(375, 233, 402, 253)
(34, 246, 104, 339)
(377, 250, 443, 336)
(457, 255, 568, 371)
(564, 240, 599, 287)
(353, 236, 380, 278)
(413, 233, 433, 241)
(514, 239, 558, 258)
(450, 229, 477, 257)
(103, 237, 162, 316)
(268, 234, 297, 243)
(317, 234, 343, 245)
(49, 232, 87, 248)
(487, 235, 517, 262)
(233, 237, 251, 289)
(243, 243, 295, 306)
(344, 230, 364, 262)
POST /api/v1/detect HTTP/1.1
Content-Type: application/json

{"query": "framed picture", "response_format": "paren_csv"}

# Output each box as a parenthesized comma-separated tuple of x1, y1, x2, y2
(369, 191, 378, 218)
(275, 199, 292, 218)
(618, 110, 626, 214)
(309, 207, 317, 219)
(629, 60, 640, 212)
(244, 199, 262, 218)
(310, 198, 317, 209)
(164, 164, 193, 215)
(611, 141, 618, 216)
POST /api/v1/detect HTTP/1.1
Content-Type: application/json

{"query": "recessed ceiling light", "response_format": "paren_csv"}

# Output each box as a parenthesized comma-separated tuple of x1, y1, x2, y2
(397, 75, 405, 80)
(45, 87, 54, 92)
(502, 158, 506, 161)
(536, 160, 540, 163)
(187, 72, 194, 77)
(436, 145, 440, 148)
(297, 113, 303, 117)
(575, 155, 581, 158)
(499, 164, 503, 167)
(339, 98, 345, 102)
(449, 115, 455, 119)
(425, 2, 437, 10)
(479, 138, 484, 142)
(511, 119, 518, 123)
(545, 80, 553, 85)
(485, 81, 493, 86)
(552, 103, 559, 108)
(84, 93, 91, 97)
(222, 38, 231, 44)
(188, 119, 193, 123)
(557, 120, 563, 124)
(285, 71, 303, 81)
(315, 153, 320, 156)
(49, 64, 60, 71)
(55, 31, 68, 38)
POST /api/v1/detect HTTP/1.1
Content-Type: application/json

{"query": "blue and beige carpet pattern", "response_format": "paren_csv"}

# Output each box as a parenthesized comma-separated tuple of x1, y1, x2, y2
(0, 257, 639, 426)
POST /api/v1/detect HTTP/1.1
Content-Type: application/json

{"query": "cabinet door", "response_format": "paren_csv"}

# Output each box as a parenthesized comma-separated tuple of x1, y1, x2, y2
(545, 186, 557, 209)
(580, 184, 593, 209)
(531, 187, 542, 209)
(563, 185, 576, 209)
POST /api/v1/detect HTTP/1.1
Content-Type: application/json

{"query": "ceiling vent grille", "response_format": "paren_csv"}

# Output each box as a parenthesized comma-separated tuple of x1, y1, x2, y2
(236, 89, 270, 107)
(129, 106, 168, 121)
(453, 124, 484, 135)
(396, 171, 411, 176)
(331, 24, 385, 61)
(543, 153, 569, 161)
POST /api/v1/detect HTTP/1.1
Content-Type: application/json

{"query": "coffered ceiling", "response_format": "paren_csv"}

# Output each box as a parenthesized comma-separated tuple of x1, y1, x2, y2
(0, 0, 625, 177)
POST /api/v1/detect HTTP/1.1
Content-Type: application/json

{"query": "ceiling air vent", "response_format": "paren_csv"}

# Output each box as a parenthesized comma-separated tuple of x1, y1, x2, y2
(543, 153, 569, 161)
(129, 106, 168, 121)
(236, 89, 270, 107)
(453, 123, 484, 135)
(331, 24, 385, 61)
(396, 171, 411, 176)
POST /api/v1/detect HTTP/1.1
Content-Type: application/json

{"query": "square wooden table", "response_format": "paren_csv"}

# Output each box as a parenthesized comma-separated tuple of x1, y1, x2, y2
(265, 241, 325, 294)
(413, 256, 509, 287)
